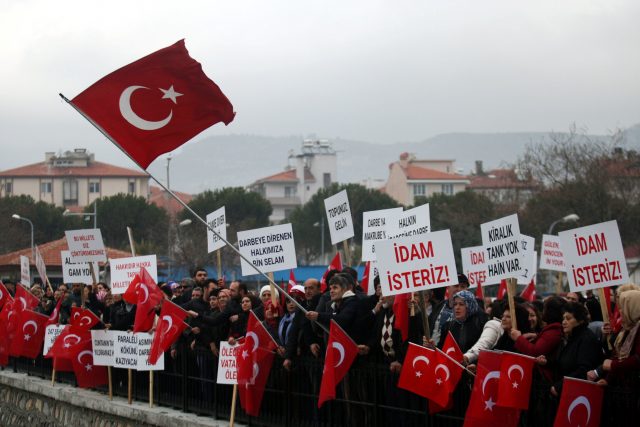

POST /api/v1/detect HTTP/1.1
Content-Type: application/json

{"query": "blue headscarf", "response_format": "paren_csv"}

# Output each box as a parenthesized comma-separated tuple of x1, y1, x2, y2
(452, 290, 479, 323)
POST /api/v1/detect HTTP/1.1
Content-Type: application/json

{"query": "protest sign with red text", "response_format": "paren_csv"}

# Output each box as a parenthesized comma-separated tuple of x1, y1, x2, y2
(539, 234, 566, 272)
(461, 246, 488, 289)
(109, 255, 157, 295)
(65, 229, 107, 263)
(481, 214, 525, 282)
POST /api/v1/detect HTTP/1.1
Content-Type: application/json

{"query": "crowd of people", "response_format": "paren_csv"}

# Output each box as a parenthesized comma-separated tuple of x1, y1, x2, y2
(2, 266, 640, 424)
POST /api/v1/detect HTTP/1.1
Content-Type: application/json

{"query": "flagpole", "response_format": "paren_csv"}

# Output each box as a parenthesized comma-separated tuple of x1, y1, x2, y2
(60, 93, 330, 335)
(126, 226, 136, 406)
(434, 347, 476, 377)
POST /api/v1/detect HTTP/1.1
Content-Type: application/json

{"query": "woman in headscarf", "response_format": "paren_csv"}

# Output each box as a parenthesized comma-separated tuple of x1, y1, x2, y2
(437, 290, 488, 353)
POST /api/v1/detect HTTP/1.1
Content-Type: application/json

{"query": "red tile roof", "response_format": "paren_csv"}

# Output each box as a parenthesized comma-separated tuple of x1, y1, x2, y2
(253, 168, 315, 184)
(468, 169, 539, 189)
(0, 237, 132, 267)
(149, 186, 193, 217)
(0, 161, 147, 177)
(403, 165, 468, 181)
(624, 245, 640, 259)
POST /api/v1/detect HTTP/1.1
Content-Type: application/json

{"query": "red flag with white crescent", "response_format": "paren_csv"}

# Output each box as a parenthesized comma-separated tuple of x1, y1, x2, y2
(148, 300, 189, 365)
(497, 351, 535, 410)
(318, 320, 358, 408)
(124, 267, 165, 332)
(553, 377, 603, 427)
(320, 252, 343, 293)
(70, 338, 108, 389)
(11, 309, 49, 359)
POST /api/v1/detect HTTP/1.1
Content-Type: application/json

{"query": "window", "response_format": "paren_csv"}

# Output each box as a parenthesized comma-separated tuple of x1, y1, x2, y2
(128, 180, 136, 194)
(284, 186, 297, 198)
(323, 173, 331, 188)
(4, 182, 12, 195)
(413, 183, 426, 196)
(442, 183, 454, 195)
(63, 179, 78, 205)
(40, 182, 52, 193)
(89, 181, 100, 193)
(284, 208, 293, 219)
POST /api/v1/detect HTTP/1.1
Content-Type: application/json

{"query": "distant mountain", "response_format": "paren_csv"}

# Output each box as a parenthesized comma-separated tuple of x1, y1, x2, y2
(150, 126, 640, 194)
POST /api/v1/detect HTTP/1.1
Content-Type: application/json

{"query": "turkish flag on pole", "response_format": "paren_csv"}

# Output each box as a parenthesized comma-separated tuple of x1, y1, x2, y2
(0, 281, 9, 311)
(0, 298, 14, 366)
(148, 300, 189, 365)
(520, 279, 537, 302)
(15, 285, 39, 311)
(360, 261, 372, 295)
(497, 351, 535, 410)
(464, 351, 520, 427)
(320, 252, 343, 293)
(553, 377, 604, 427)
(393, 292, 410, 341)
(12, 309, 48, 358)
(47, 326, 92, 372)
(46, 297, 64, 326)
(476, 279, 484, 300)
(318, 320, 358, 408)
(70, 338, 109, 389)
(124, 267, 165, 332)
(442, 331, 464, 364)
(70, 40, 235, 169)
(288, 269, 297, 292)
(70, 307, 101, 330)
(497, 279, 508, 300)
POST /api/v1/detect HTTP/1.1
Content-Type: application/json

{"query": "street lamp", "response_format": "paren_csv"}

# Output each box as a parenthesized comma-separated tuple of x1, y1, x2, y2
(313, 220, 326, 265)
(63, 202, 98, 228)
(12, 214, 34, 260)
(168, 218, 192, 277)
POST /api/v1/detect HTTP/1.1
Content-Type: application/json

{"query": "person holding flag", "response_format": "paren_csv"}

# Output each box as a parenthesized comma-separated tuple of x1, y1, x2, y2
(437, 290, 488, 355)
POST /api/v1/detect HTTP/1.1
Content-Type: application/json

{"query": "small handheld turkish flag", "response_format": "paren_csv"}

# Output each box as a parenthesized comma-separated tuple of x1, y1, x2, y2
(288, 269, 297, 292)
(497, 279, 508, 300)
(124, 267, 165, 332)
(12, 309, 48, 359)
(70, 40, 235, 169)
(497, 351, 535, 410)
(70, 307, 101, 330)
(148, 300, 189, 365)
(553, 377, 603, 427)
(442, 331, 464, 364)
(318, 320, 358, 408)
(46, 297, 64, 326)
(520, 279, 537, 302)
(393, 292, 410, 341)
(0, 281, 9, 311)
(15, 285, 40, 311)
(320, 252, 343, 293)
(70, 338, 108, 389)
(360, 261, 372, 295)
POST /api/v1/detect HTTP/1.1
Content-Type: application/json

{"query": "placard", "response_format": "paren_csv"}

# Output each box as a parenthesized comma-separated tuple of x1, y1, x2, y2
(361, 207, 403, 262)
(20, 255, 30, 287)
(91, 330, 115, 366)
(539, 234, 566, 272)
(324, 190, 355, 244)
(109, 255, 158, 295)
(216, 341, 239, 384)
(35, 245, 47, 283)
(559, 220, 629, 292)
(61, 250, 98, 285)
(137, 332, 164, 371)
(517, 235, 536, 285)
(376, 230, 458, 296)
(480, 214, 524, 281)
(207, 206, 227, 253)
(460, 246, 488, 288)
(387, 203, 430, 239)
(43, 324, 65, 356)
(112, 331, 164, 370)
(65, 229, 107, 263)
(237, 223, 297, 276)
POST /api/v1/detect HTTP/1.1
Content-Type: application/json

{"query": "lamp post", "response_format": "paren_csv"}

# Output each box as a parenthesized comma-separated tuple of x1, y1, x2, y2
(168, 218, 192, 278)
(547, 213, 580, 292)
(314, 219, 325, 264)
(12, 214, 34, 260)
(63, 202, 98, 228)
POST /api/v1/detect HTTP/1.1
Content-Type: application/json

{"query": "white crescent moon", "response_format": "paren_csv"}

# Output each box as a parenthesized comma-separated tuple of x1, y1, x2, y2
(0, 289, 4, 300)
(482, 371, 501, 396)
(64, 334, 81, 345)
(140, 284, 150, 304)
(119, 86, 173, 130)
(435, 364, 451, 382)
(332, 342, 345, 367)
(80, 316, 93, 327)
(446, 347, 456, 355)
(162, 315, 173, 332)
(567, 396, 591, 426)
(20, 297, 27, 310)
(73, 310, 80, 320)
(51, 308, 58, 318)
(507, 364, 524, 381)
(246, 331, 259, 353)
(412, 355, 431, 369)
(77, 350, 93, 364)
(251, 362, 260, 384)
(23, 320, 38, 334)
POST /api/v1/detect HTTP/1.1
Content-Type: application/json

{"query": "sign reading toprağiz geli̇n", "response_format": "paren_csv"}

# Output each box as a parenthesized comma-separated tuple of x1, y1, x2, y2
(539, 234, 566, 272)
(324, 190, 355, 245)
(65, 229, 107, 263)
(361, 207, 403, 262)
(558, 220, 629, 292)
(109, 255, 158, 295)
(375, 229, 458, 297)
(237, 223, 297, 276)
(480, 214, 525, 281)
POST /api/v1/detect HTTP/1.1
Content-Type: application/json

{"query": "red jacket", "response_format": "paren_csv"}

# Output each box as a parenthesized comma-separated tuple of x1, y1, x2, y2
(606, 328, 640, 385)
(515, 322, 563, 357)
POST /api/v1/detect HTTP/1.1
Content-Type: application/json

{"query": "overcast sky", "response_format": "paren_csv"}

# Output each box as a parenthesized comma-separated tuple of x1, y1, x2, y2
(1, 0, 639, 172)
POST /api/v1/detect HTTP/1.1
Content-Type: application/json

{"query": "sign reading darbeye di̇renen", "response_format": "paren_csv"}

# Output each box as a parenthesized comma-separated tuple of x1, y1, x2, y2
(388, 203, 430, 239)
(481, 214, 524, 281)
(362, 207, 403, 261)
(461, 246, 488, 289)
(206, 206, 227, 253)
(376, 230, 458, 297)
(109, 255, 157, 295)
(237, 223, 297, 276)
(324, 190, 355, 245)
(539, 234, 566, 272)
(65, 229, 107, 263)
(559, 221, 629, 292)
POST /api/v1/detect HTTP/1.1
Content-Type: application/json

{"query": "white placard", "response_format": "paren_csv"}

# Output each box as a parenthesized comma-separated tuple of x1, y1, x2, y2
(43, 324, 65, 356)
(460, 246, 488, 289)
(324, 190, 355, 245)
(361, 207, 403, 262)
(35, 245, 47, 283)
(559, 220, 629, 292)
(136, 332, 164, 371)
(539, 234, 566, 272)
(20, 255, 30, 287)
(109, 255, 158, 295)
(65, 229, 107, 263)
(91, 330, 115, 366)
(112, 331, 164, 370)
(376, 230, 458, 296)
(216, 341, 239, 384)
(237, 223, 297, 276)
(518, 251, 538, 284)
(207, 206, 227, 253)
(481, 214, 524, 281)
(61, 250, 98, 285)
(388, 203, 430, 239)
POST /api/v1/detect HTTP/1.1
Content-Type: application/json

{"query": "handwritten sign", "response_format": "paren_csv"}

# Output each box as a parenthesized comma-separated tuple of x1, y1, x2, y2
(61, 250, 98, 285)
(136, 332, 164, 371)
(376, 229, 458, 296)
(362, 207, 403, 261)
(20, 255, 30, 287)
(65, 229, 107, 263)
(539, 234, 566, 272)
(237, 223, 297, 276)
(517, 235, 536, 284)
(90, 330, 114, 366)
(35, 245, 48, 283)
(388, 203, 430, 239)
(481, 214, 524, 281)
(43, 324, 65, 356)
(324, 190, 355, 244)
(109, 255, 157, 295)
(112, 331, 164, 370)
(206, 206, 227, 253)
(559, 220, 629, 292)
(216, 341, 239, 384)
(460, 246, 488, 288)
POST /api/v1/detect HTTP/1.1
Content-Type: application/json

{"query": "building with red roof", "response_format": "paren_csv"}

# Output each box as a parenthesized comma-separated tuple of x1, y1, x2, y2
(148, 186, 193, 218)
(467, 161, 539, 207)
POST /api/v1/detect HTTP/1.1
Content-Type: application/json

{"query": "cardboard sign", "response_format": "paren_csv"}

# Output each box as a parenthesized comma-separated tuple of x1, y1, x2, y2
(460, 246, 488, 289)
(237, 223, 297, 276)
(216, 341, 239, 384)
(376, 229, 458, 296)
(136, 332, 164, 371)
(362, 207, 403, 262)
(109, 255, 158, 295)
(388, 203, 430, 239)
(61, 250, 98, 285)
(206, 206, 227, 253)
(20, 255, 30, 287)
(517, 235, 536, 285)
(65, 229, 107, 263)
(35, 245, 48, 283)
(481, 214, 524, 281)
(324, 190, 355, 245)
(539, 234, 566, 272)
(559, 220, 629, 292)
(112, 331, 164, 370)
(43, 324, 65, 356)
(91, 330, 115, 366)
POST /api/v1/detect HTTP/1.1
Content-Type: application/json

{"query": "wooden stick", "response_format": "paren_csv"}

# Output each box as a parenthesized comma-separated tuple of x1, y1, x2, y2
(410, 292, 416, 316)
(128, 368, 133, 405)
(267, 272, 278, 307)
(598, 287, 610, 324)
(507, 278, 518, 331)
(217, 249, 222, 280)
(417, 291, 431, 339)
(51, 368, 56, 386)
(555, 272, 564, 295)
(229, 383, 238, 427)
(127, 226, 137, 256)
(149, 371, 154, 407)
(108, 366, 113, 400)
(342, 240, 351, 266)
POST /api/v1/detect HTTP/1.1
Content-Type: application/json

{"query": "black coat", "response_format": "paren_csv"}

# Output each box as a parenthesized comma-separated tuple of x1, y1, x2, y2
(438, 311, 488, 354)
(317, 294, 361, 340)
(552, 324, 604, 392)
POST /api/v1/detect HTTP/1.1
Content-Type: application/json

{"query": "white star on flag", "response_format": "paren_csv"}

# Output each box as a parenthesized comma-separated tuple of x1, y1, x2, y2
(436, 378, 443, 385)
(242, 350, 249, 360)
(415, 371, 422, 378)
(85, 363, 92, 371)
(484, 397, 496, 411)
(160, 85, 183, 103)
(512, 381, 519, 389)
(24, 334, 31, 341)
